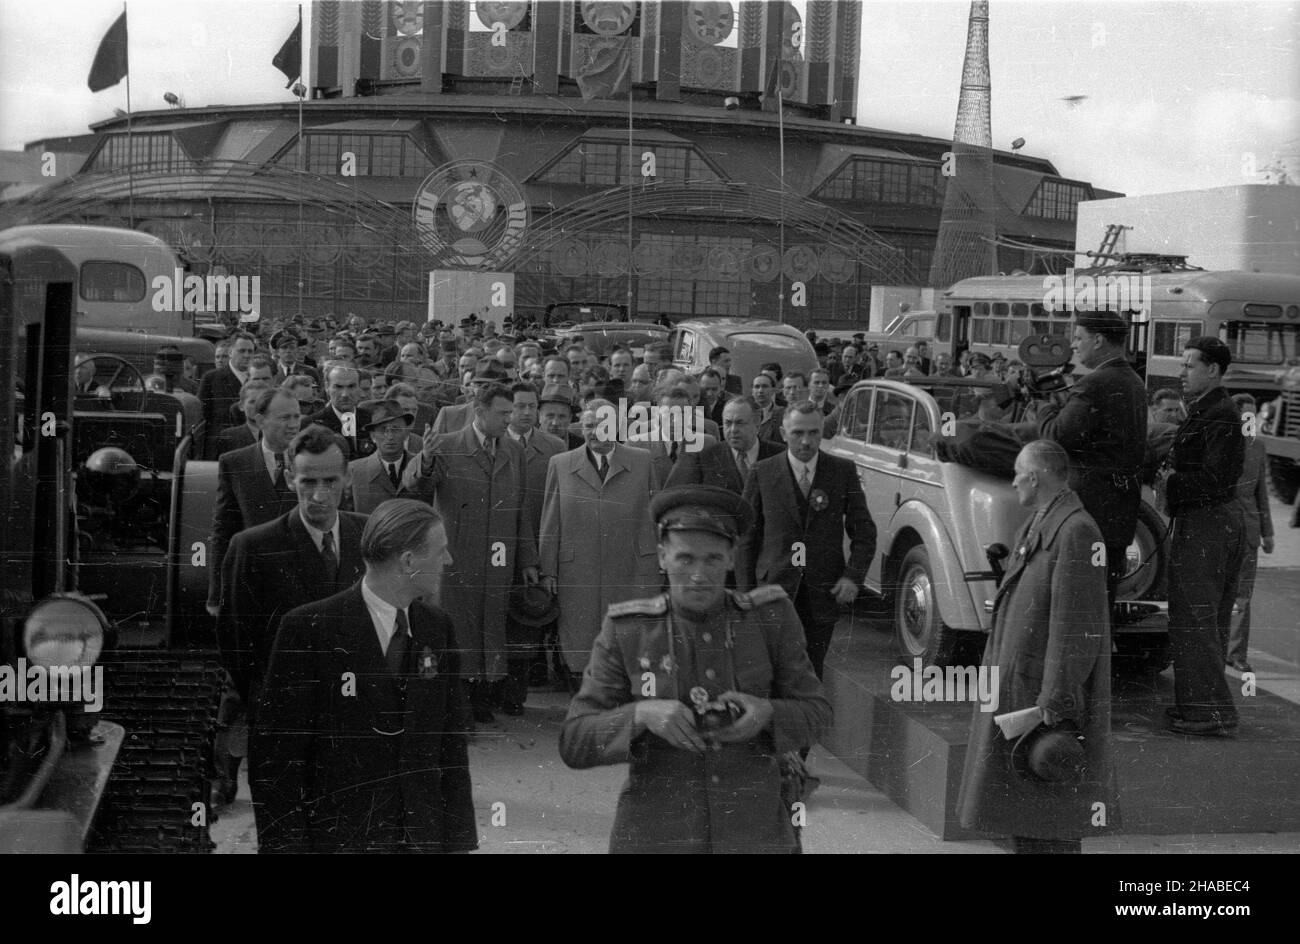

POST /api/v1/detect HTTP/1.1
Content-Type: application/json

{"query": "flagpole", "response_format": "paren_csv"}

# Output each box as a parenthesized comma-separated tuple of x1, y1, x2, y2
(296, 4, 304, 320)
(777, 85, 785, 326)
(124, 1, 134, 228)
(627, 87, 634, 316)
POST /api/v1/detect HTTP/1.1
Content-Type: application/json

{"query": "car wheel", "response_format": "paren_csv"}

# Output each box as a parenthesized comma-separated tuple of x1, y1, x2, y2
(894, 545, 943, 662)
(1116, 501, 1166, 601)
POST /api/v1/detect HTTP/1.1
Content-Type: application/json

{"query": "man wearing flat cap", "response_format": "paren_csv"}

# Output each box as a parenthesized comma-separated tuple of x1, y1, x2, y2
(1036, 308, 1147, 604)
(560, 485, 831, 854)
(349, 399, 417, 515)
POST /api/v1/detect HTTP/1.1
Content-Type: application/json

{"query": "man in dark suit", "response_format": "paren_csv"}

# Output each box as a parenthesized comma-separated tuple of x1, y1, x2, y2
(750, 373, 784, 444)
(668, 397, 782, 494)
(1036, 310, 1147, 602)
(207, 388, 303, 616)
(349, 399, 416, 515)
(204, 378, 269, 460)
(270, 330, 320, 387)
(252, 499, 477, 853)
(738, 402, 876, 679)
(708, 346, 743, 397)
(307, 365, 374, 459)
(198, 332, 256, 455)
(697, 367, 730, 428)
(1159, 337, 1246, 737)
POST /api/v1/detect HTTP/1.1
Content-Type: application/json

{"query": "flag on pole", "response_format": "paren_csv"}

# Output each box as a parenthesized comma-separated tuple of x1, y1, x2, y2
(88, 11, 128, 93)
(576, 36, 631, 101)
(273, 16, 303, 88)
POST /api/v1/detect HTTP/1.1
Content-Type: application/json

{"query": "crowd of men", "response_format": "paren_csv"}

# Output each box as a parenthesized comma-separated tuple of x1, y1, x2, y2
(178, 307, 1291, 854)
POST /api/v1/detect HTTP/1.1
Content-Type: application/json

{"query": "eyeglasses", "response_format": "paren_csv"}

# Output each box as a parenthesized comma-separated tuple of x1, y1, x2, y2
(372, 426, 411, 438)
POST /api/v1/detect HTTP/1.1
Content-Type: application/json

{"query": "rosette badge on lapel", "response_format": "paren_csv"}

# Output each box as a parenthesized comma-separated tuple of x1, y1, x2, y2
(808, 489, 830, 513)
(418, 647, 439, 680)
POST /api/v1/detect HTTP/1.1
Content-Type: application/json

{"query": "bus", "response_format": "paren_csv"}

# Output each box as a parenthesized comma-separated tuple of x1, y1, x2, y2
(941, 260, 1300, 398)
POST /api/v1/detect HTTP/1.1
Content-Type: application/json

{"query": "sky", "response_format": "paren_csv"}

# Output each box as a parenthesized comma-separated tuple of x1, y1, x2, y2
(0, 0, 1295, 197)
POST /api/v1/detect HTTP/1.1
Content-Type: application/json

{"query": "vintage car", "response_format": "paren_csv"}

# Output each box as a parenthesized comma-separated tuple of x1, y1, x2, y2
(823, 376, 1169, 670)
(669, 318, 820, 388)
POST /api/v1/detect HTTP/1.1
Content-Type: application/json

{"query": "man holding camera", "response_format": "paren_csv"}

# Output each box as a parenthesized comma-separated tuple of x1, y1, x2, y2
(560, 485, 831, 854)
(1036, 309, 1147, 602)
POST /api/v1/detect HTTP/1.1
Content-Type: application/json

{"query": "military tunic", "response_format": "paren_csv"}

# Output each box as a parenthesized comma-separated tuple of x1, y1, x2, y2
(559, 586, 831, 854)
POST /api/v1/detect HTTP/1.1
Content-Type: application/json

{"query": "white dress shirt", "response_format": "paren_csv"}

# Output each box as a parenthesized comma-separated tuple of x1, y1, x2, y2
(361, 576, 408, 656)
(298, 509, 341, 557)
(787, 451, 819, 489)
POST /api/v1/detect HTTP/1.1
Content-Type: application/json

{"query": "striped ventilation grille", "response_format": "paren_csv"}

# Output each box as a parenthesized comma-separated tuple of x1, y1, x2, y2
(1284, 388, 1300, 439)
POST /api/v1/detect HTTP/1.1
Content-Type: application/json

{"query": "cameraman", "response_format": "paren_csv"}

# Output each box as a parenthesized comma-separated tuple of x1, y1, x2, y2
(1036, 310, 1148, 602)
(560, 486, 831, 854)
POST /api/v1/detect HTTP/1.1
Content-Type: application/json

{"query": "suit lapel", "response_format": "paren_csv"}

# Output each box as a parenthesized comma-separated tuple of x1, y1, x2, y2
(571, 448, 603, 492)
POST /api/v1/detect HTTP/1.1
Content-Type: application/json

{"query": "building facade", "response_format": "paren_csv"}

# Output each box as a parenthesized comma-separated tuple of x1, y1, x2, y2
(1, 1, 1117, 329)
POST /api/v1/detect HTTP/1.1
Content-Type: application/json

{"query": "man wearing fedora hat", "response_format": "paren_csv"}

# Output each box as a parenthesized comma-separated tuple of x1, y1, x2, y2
(1036, 309, 1147, 604)
(349, 399, 417, 515)
(957, 441, 1117, 853)
(560, 485, 830, 854)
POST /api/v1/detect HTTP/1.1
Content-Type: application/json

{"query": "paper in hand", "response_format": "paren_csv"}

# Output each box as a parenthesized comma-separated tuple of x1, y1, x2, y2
(994, 706, 1041, 741)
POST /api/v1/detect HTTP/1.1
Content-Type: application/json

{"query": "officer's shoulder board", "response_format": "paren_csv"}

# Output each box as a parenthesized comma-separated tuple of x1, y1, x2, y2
(607, 595, 669, 619)
(731, 585, 790, 610)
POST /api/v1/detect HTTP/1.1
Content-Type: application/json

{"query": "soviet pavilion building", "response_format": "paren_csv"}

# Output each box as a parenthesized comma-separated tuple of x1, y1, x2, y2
(1, 1, 1119, 329)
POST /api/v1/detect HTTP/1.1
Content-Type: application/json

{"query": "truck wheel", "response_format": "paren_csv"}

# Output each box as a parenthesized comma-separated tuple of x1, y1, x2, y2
(1114, 633, 1172, 675)
(894, 545, 947, 664)
(1267, 456, 1300, 505)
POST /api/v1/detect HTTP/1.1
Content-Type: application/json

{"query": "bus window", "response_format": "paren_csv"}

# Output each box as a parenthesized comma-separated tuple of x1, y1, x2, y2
(971, 319, 989, 343)
(992, 302, 1009, 317)
(1011, 302, 1029, 318)
(80, 261, 147, 303)
(974, 302, 990, 317)
(1030, 303, 1046, 318)
(1009, 320, 1031, 342)
(989, 320, 1008, 345)
(1220, 321, 1300, 364)
(1051, 306, 1071, 319)
(1030, 320, 1053, 335)
(1153, 321, 1204, 356)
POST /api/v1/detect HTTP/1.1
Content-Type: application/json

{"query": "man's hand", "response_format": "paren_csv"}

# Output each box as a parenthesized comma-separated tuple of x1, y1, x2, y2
(1040, 706, 1059, 726)
(541, 575, 557, 596)
(634, 699, 706, 753)
(831, 577, 859, 606)
(707, 691, 773, 744)
(1263, 535, 1275, 554)
(521, 565, 540, 586)
(205, 603, 220, 618)
(420, 422, 439, 464)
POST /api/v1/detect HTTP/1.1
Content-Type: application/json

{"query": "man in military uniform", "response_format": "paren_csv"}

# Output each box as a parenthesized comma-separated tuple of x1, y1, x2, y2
(1036, 309, 1147, 602)
(560, 485, 831, 854)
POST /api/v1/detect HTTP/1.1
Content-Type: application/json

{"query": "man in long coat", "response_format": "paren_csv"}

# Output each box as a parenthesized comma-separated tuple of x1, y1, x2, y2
(958, 441, 1118, 852)
(403, 383, 539, 720)
(539, 399, 663, 683)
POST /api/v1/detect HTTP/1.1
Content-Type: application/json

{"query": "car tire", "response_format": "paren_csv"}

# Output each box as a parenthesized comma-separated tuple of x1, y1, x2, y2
(1116, 501, 1167, 602)
(893, 545, 946, 664)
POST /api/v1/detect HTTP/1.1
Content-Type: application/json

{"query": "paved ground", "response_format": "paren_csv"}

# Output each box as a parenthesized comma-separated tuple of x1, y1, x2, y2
(211, 496, 1300, 854)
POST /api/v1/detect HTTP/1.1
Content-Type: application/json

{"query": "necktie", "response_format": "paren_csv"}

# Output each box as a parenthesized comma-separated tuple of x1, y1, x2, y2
(388, 461, 400, 489)
(799, 466, 812, 498)
(735, 450, 750, 481)
(320, 530, 339, 584)
(596, 455, 607, 482)
(387, 609, 410, 674)
(485, 439, 496, 464)
(670, 442, 679, 463)
(273, 453, 287, 491)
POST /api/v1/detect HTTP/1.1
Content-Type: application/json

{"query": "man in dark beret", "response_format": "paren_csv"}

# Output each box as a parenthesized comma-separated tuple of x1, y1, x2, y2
(560, 485, 831, 854)
(1036, 309, 1147, 605)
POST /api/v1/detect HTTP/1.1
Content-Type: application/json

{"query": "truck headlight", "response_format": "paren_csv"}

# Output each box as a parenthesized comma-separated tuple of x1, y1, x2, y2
(22, 594, 107, 669)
